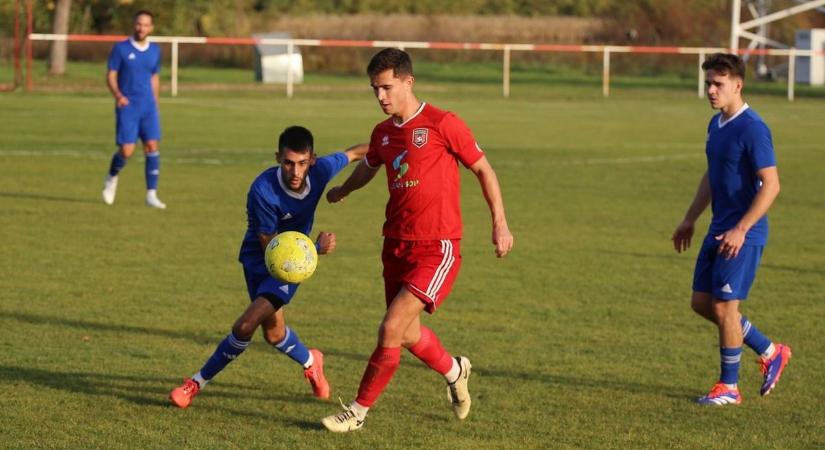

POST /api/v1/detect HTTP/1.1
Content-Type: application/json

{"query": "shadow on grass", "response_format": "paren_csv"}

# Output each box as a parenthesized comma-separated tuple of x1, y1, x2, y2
(478, 367, 697, 402)
(0, 364, 313, 418)
(0, 311, 220, 346)
(0, 191, 98, 204)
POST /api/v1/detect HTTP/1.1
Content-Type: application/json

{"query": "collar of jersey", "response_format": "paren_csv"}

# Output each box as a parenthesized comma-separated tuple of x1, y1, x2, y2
(393, 102, 426, 128)
(129, 38, 151, 52)
(276, 167, 311, 200)
(717, 103, 749, 129)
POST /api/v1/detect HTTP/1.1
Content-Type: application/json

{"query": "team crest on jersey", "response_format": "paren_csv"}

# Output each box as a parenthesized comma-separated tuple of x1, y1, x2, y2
(382, 135, 389, 146)
(412, 128, 428, 148)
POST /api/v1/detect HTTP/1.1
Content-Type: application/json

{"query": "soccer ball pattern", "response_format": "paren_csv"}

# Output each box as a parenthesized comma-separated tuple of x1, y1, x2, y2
(264, 231, 318, 283)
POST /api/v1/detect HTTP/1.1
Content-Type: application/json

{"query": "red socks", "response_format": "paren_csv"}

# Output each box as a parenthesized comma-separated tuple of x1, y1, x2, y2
(408, 326, 453, 375)
(356, 346, 401, 407)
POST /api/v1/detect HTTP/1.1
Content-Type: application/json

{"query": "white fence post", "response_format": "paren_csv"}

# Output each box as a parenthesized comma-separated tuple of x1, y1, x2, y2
(698, 50, 705, 98)
(171, 40, 179, 97)
(286, 40, 294, 99)
(502, 45, 511, 98)
(788, 49, 795, 101)
(602, 47, 611, 97)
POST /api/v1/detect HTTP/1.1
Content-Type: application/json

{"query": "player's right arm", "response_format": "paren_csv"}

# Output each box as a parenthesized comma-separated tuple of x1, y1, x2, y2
(106, 70, 129, 107)
(343, 143, 369, 163)
(326, 161, 379, 203)
(672, 171, 711, 253)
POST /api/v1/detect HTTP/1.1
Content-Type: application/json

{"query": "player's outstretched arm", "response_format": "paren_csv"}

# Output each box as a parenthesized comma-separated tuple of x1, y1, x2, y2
(326, 160, 379, 203)
(343, 143, 369, 163)
(469, 156, 513, 258)
(672, 171, 711, 253)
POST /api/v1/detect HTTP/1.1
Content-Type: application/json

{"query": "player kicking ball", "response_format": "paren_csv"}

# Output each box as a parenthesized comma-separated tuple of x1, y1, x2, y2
(169, 126, 367, 408)
(672, 53, 791, 406)
(320, 48, 513, 432)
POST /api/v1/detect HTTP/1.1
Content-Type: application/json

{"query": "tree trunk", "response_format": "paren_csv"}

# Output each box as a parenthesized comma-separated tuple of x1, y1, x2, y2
(48, 0, 72, 75)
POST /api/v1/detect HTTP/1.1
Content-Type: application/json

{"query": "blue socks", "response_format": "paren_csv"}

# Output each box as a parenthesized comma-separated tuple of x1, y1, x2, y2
(145, 152, 160, 190)
(199, 332, 250, 381)
(741, 316, 772, 355)
(720, 347, 742, 385)
(107, 150, 160, 191)
(273, 327, 311, 368)
(108, 151, 128, 177)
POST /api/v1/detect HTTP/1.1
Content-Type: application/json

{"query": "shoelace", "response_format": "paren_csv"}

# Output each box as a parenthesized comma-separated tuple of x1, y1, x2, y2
(333, 398, 357, 424)
(182, 381, 198, 395)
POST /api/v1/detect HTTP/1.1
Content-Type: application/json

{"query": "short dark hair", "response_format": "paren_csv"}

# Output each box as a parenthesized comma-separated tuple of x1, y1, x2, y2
(367, 48, 413, 79)
(134, 10, 153, 21)
(278, 126, 314, 153)
(702, 53, 746, 80)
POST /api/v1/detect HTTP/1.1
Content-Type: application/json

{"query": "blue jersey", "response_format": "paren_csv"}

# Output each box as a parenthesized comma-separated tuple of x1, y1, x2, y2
(107, 39, 161, 100)
(705, 105, 776, 245)
(238, 152, 349, 267)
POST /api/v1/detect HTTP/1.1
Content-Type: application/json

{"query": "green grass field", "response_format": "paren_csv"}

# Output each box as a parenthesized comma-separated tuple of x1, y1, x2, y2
(1, 68, 824, 449)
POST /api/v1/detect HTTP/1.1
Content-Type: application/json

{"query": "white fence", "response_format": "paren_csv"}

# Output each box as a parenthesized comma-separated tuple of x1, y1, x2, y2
(26, 33, 825, 101)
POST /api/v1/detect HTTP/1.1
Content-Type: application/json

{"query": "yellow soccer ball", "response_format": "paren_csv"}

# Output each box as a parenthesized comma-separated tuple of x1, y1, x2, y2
(264, 231, 318, 283)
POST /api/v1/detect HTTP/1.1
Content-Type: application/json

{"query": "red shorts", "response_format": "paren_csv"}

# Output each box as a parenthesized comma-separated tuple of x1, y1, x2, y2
(382, 238, 462, 314)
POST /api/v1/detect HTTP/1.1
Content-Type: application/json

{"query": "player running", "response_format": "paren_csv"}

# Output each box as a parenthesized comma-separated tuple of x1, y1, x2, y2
(321, 48, 514, 432)
(101, 10, 166, 209)
(672, 53, 791, 406)
(169, 126, 367, 408)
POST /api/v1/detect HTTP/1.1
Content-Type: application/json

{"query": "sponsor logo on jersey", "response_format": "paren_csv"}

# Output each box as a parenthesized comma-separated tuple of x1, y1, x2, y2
(382, 135, 389, 146)
(721, 283, 733, 294)
(390, 150, 419, 190)
(281, 212, 293, 220)
(412, 128, 428, 148)
(128, 52, 136, 60)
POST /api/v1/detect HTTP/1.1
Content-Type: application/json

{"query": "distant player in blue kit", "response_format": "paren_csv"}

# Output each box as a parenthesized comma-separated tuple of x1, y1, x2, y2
(672, 53, 791, 406)
(102, 10, 166, 209)
(169, 126, 367, 408)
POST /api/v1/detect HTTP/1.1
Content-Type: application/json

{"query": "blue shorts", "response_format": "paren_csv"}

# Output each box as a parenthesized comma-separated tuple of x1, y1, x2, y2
(115, 97, 161, 145)
(692, 235, 763, 300)
(242, 263, 299, 306)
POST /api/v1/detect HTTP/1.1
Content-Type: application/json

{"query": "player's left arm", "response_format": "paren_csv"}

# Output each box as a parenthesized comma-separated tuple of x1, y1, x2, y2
(151, 74, 160, 105)
(469, 156, 514, 258)
(716, 166, 780, 259)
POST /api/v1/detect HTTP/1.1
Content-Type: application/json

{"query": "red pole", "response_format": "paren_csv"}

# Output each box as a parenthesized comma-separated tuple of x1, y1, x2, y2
(12, 0, 21, 88)
(25, 0, 33, 91)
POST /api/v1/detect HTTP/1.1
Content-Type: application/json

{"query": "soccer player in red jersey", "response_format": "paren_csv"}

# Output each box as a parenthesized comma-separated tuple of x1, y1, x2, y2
(321, 48, 514, 432)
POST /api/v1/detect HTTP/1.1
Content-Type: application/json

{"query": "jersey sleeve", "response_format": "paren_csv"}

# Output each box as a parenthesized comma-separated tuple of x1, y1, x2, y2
(365, 128, 383, 168)
(745, 121, 776, 171)
(107, 45, 122, 72)
(314, 152, 349, 182)
(247, 185, 279, 236)
(439, 112, 485, 168)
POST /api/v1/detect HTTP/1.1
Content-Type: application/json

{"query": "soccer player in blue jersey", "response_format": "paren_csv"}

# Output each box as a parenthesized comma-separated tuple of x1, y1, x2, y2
(102, 10, 166, 209)
(672, 53, 791, 406)
(169, 126, 367, 408)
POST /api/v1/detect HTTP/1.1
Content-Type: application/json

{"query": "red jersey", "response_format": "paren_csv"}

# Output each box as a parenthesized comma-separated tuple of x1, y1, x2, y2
(366, 102, 485, 240)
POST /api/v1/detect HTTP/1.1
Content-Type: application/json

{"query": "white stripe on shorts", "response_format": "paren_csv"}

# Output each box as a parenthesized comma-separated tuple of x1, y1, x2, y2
(426, 240, 455, 300)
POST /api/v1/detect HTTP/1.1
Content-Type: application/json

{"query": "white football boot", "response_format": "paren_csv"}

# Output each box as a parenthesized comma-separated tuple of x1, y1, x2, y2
(102, 175, 118, 205)
(321, 401, 365, 433)
(145, 189, 166, 209)
(447, 356, 472, 419)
